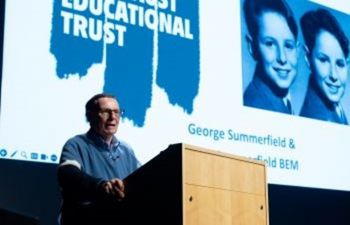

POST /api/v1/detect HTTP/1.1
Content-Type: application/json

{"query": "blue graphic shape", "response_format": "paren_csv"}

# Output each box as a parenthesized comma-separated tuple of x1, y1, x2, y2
(50, 0, 103, 77)
(41, 154, 48, 160)
(0, 149, 7, 157)
(50, 1, 200, 127)
(104, 23, 153, 127)
(157, 0, 200, 114)
(51, 154, 58, 162)
(31, 152, 39, 160)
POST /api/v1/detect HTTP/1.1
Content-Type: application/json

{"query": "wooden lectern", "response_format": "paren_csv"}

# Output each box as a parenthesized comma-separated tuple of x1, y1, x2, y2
(123, 143, 269, 225)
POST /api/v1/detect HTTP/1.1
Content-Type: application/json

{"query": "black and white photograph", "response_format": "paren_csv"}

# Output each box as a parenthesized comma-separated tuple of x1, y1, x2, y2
(241, 0, 350, 125)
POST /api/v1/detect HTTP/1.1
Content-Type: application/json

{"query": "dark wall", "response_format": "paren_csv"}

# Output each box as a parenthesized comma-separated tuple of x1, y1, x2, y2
(269, 184, 350, 225)
(1, 157, 350, 225)
(0, 159, 61, 225)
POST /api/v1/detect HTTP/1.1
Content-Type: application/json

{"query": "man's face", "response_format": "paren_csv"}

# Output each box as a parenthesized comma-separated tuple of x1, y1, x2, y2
(310, 30, 348, 103)
(256, 11, 298, 90)
(91, 97, 121, 140)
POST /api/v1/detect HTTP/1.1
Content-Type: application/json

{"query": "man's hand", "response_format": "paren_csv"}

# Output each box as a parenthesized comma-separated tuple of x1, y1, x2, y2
(102, 178, 125, 201)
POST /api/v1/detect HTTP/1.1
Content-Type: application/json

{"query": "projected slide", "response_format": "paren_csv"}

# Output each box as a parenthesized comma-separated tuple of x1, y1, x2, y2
(1, 0, 350, 192)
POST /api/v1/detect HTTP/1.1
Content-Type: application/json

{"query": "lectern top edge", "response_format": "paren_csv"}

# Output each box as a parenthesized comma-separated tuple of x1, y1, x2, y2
(179, 143, 266, 166)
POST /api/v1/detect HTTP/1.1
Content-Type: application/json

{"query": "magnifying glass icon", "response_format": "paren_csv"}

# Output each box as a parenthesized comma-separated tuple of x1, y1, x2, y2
(21, 151, 27, 159)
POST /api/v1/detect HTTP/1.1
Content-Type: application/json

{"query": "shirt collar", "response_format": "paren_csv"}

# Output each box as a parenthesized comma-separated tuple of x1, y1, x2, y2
(282, 93, 291, 105)
(87, 129, 119, 150)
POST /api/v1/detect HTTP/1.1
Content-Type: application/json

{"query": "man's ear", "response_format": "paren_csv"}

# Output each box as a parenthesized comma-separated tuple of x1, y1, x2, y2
(303, 45, 311, 69)
(246, 34, 257, 60)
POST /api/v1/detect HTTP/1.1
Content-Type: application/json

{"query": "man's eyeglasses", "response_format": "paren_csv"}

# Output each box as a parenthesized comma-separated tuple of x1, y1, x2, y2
(98, 108, 124, 118)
